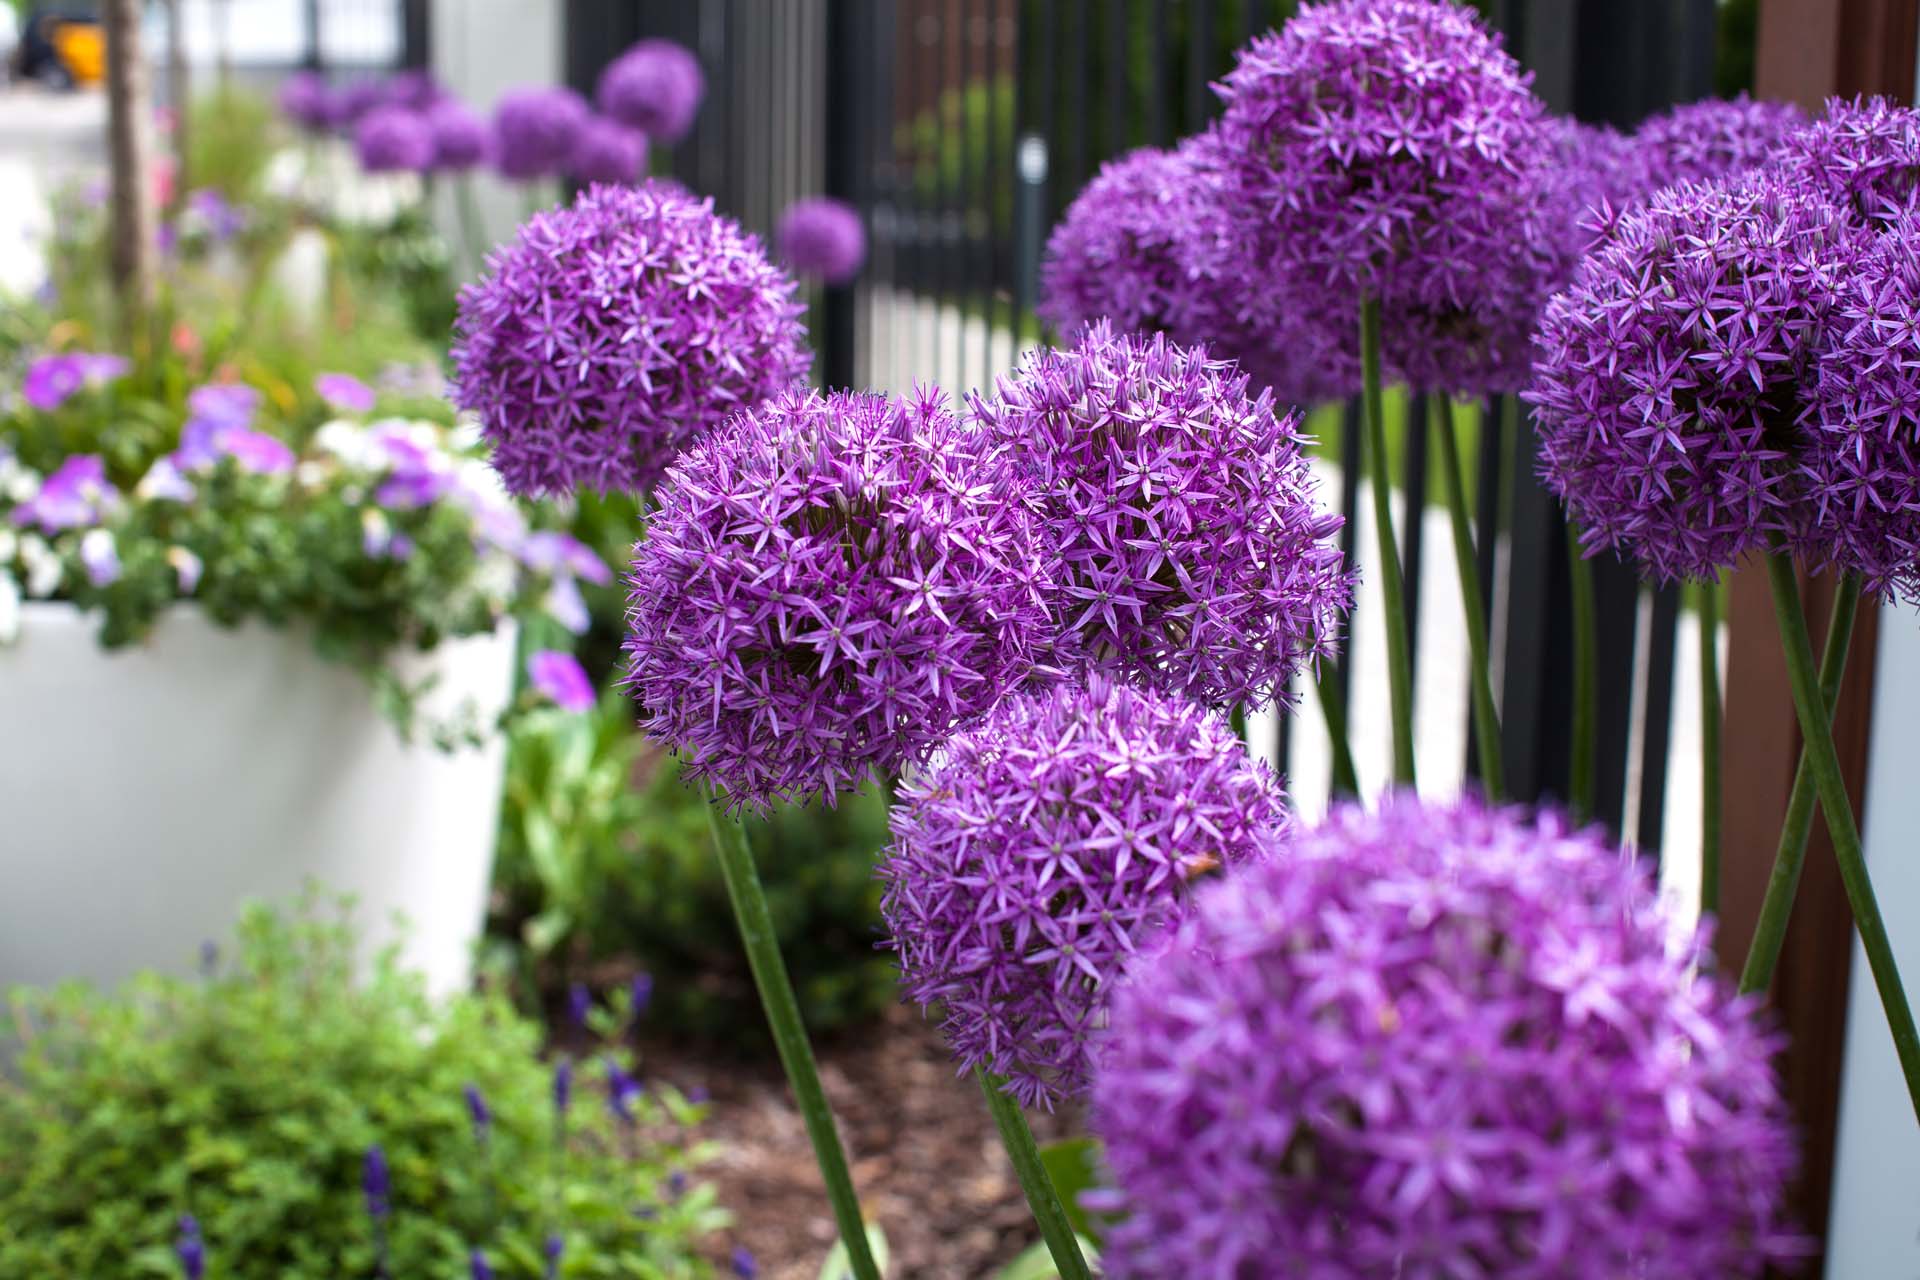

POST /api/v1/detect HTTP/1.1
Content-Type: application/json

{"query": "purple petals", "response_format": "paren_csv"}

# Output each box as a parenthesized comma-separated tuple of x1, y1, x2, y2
(355, 105, 436, 173)
(315, 372, 378, 414)
(518, 531, 613, 586)
(23, 352, 129, 411)
(79, 529, 119, 587)
(12, 454, 116, 531)
(427, 99, 492, 171)
(1635, 94, 1807, 190)
(492, 86, 590, 180)
(567, 116, 648, 185)
(362, 1144, 391, 1220)
(776, 197, 866, 284)
(528, 649, 596, 712)
(218, 428, 296, 476)
(595, 39, 705, 144)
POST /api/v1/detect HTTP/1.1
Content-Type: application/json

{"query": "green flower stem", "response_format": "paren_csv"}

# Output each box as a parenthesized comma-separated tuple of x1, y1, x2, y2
(1762, 550, 1920, 1121)
(1698, 579, 1724, 917)
(1432, 397, 1503, 801)
(1565, 526, 1597, 823)
(1739, 574, 1860, 994)
(456, 175, 489, 277)
(1313, 669, 1361, 798)
(1359, 296, 1416, 787)
(704, 807, 881, 1280)
(975, 1069, 1093, 1280)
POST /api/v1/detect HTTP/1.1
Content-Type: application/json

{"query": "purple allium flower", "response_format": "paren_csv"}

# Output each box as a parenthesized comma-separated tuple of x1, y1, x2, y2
(13, 454, 116, 531)
(355, 106, 436, 173)
(1781, 95, 1920, 231)
(463, 1083, 492, 1142)
(596, 39, 706, 144)
(1542, 116, 1658, 251)
(729, 1246, 758, 1280)
(1527, 174, 1863, 583)
(624, 386, 1056, 812)
(80, 528, 119, 587)
(470, 1250, 493, 1280)
(176, 1214, 205, 1280)
(880, 676, 1286, 1109)
(966, 324, 1351, 710)
(567, 115, 647, 185)
(426, 100, 492, 172)
(776, 197, 867, 284)
(492, 86, 590, 181)
(362, 1144, 391, 1221)
(1800, 205, 1920, 600)
(315, 372, 378, 414)
(23, 352, 129, 411)
(553, 1057, 574, 1117)
(278, 70, 335, 132)
(1089, 793, 1804, 1280)
(1636, 94, 1808, 191)
(333, 80, 388, 132)
(1215, 0, 1563, 396)
(528, 649, 596, 712)
(451, 181, 810, 497)
(383, 69, 446, 113)
(568, 982, 593, 1030)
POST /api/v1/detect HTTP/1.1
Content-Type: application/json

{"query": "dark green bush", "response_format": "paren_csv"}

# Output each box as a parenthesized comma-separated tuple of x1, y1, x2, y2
(0, 901, 725, 1278)
(492, 695, 898, 1047)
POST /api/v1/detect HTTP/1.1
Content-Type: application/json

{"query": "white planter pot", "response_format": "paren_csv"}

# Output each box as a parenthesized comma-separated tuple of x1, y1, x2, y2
(0, 603, 516, 998)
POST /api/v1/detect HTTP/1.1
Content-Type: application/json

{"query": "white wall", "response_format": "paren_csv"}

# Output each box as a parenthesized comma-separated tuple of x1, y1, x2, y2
(1826, 598, 1920, 1278)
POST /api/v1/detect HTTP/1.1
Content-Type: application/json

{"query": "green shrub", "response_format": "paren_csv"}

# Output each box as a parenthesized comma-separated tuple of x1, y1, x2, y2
(0, 901, 726, 1278)
(492, 695, 899, 1046)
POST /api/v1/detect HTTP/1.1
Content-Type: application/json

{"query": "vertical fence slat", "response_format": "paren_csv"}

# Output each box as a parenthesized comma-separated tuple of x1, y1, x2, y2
(1401, 393, 1429, 687)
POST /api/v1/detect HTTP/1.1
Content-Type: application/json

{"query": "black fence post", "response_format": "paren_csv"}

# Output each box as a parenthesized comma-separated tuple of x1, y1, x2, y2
(302, 0, 322, 71)
(400, 0, 431, 72)
(819, 0, 862, 391)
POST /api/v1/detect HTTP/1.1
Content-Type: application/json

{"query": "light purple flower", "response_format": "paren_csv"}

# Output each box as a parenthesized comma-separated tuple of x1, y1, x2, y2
(188, 381, 260, 426)
(451, 181, 810, 497)
(184, 189, 247, 242)
(776, 197, 866, 284)
(78, 528, 119, 587)
(1089, 793, 1805, 1280)
(355, 106, 436, 174)
(544, 574, 590, 635)
(375, 466, 453, 509)
(23, 352, 129, 411)
(427, 99, 492, 171)
(168, 546, 203, 593)
(12, 454, 116, 531)
(1636, 94, 1808, 190)
(492, 86, 590, 181)
(278, 70, 335, 132)
(137, 457, 197, 504)
(518, 530, 613, 585)
(1781, 95, 1920, 231)
(624, 386, 1057, 813)
(333, 79, 387, 131)
(470, 1251, 493, 1280)
(596, 39, 705, 144)
(315, 372, 378, 414)
(881, 676, 1286, 1109)
(967, 323, 1352, 710)
(215, 428, 296, 476)
(528, 649, 595, 712)
(567, 115, 647, 185)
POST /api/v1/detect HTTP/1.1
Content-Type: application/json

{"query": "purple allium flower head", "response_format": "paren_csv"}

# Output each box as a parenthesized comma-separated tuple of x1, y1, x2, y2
(384, 69, 446, 113)
(23, 352, 129, 411)
(355, 106, 436, 173)
(597, 39, 706, 144)
(333, 80, 387, 132)
(553, 1057, 573, 1116)
(568, 982, 593, 1030)
(1636, 94, 1808, 191)
(1781, 95, 1920, 231)
(528, 649, 596, 712)
(1800, 205, 1920, 600)
(776, 197, 867, 284)
(1527, 174, 1864, 582)
(427, 99, 492, 171)
(278, 70, 334, 132)
(316, 372, 378, 414)
(492, 86, 590, 181)
(1542, 116, 1659, 250)
(966, 323, 1351, 710)
(451, 181, 810, 498)
(176, 1214, 205, 1280)
(1089, 793, 1804, 1280)
(729, 1246, 758, 1280)
(1215, 0, 1563, 396)
(566, 115, 648, 185)
(463, 1083, 491, 1141)
(470, 1250, 493, 1280)
(625, 386, 1057, 812)
(362, 1144, 391, 1221)
(13, 454, 116, 532)
(880, 676, 1286, 1109)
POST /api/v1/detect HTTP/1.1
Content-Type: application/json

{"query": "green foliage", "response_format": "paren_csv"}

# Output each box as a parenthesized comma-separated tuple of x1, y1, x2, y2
(0, 901, 726, 1278)
(991, 1237, 1102, 1280)
(1036, 1140, 1107, 1246)
(491, 696, 898, 1046)
(187, 88, 281, 204)
(815, 1222, 891, 1280)
(331, 205, 460, 355)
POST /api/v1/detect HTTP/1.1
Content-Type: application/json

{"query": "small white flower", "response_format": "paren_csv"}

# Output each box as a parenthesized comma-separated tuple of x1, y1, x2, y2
(135, 456, 197, 503)
(19, 535, 60, 597)
(0, 572, 20, 644)
(0, 527, 16, 563)
(167, 546, 204, 594)
(314, 419, 378, 469)
(360, 508, 393, 557)
(79, 528, 120, 587)
(0, 455, 40, 503)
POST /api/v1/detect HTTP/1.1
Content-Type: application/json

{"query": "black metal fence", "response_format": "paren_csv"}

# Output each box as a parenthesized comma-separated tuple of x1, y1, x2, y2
(566, 0, 1720, 855)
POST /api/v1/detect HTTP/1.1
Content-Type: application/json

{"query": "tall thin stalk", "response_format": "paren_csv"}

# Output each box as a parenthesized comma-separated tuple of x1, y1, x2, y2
(1762, 551, 1920, 1121)
(704, 808, 880, 1280)
(1738, 573, 1860, 994)
(1698, 578, 1723, 917)
(1432, 397, 1503, 800)
(1313, 670, 1361, 798)
(1565, 526, 1597, 822)
(976, 1070, 1093, 1280)
(457, 176, 490, 277)
(1358, 297, 1416, 787)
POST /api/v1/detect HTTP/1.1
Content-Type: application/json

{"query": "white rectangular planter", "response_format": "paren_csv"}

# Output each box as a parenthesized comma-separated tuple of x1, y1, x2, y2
(0, 603, 515, 998)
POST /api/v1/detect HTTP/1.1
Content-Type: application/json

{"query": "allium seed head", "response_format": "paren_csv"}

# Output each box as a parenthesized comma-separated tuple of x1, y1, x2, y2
(451, 181, 810, 497)
(1781, 95, 1920, 231)
(880, 676, 1286, 1109)
(967, 323, 1352, 710)
(597, 39, 706, 144)
(1091, 794, 1804, 1280)
(492, 86, 590, 181)
(1528, 173, 1865, 581)
(1635, 94, 1808, 190)
(776, 197, 868, 284)
(624, 387, 1057, 813)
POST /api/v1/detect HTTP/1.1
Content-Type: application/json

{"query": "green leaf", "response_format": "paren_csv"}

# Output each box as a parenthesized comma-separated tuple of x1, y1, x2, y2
(1038, 1137, 1104, 1243)
(816, 1220, 891, 1280)
(992, 1235, 1102, 1280)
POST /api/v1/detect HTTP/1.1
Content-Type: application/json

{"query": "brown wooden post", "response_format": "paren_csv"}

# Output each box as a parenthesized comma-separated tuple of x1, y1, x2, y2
(164, 0, 190, 217)
(103, 0, 158, 338)
(1718, 1, 1916, 1272)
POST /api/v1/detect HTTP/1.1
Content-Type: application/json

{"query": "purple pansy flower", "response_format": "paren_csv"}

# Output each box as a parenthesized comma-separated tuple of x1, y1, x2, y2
(528, 649, 595, 712)
(23, 352, 129, 411)
(217, 428, 296, 476)
(776, 197, 866, 284)
(492, 86, 590, 181)
(596, 39, 705, 144)
(315, 372, 378, 414)
(13, 454, 116, 531)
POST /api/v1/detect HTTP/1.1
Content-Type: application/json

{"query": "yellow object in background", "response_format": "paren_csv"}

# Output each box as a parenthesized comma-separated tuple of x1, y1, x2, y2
(51, 22, 106, 87)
